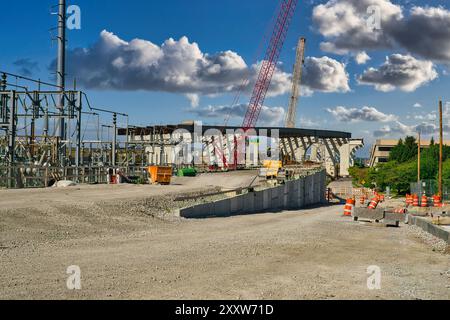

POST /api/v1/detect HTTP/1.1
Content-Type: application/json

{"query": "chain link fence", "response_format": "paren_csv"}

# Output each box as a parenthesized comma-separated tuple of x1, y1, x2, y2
(410, 179, 450, 200)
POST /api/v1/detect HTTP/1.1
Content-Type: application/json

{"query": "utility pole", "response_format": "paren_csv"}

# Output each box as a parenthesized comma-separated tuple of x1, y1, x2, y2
(75, 92, 82, 168)
(439, 99, 443, 198)
(7, 91, 17, 188)
(57, 0, 66, 166)
(112, 113, 117, 167)
(417, 131, 421, 182)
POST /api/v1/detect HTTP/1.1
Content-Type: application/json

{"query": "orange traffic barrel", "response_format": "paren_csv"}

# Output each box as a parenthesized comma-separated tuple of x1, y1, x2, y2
(413, 194, 420, 207)
(343, 198, 355, 216)
(368, 197, 379, 210)
(421, 195, 428, 207)
(360, 196, 366, 205)
(433, 195, 442, 208)
(393, 208, 406, 214)
(406, 194, 413, 207)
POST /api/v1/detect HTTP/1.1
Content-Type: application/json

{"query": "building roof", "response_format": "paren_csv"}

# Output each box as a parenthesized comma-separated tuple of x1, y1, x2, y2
(373, 139, 450, 147)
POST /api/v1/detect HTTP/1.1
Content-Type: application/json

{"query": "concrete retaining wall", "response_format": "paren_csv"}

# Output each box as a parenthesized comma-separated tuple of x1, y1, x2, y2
(179, 170, 327, 219)
(408, 215, 450, 244)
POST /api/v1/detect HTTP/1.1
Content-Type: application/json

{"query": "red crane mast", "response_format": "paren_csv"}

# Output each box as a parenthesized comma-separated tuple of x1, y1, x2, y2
(210, 0, 298, 171)
(242, 0, 298, 130)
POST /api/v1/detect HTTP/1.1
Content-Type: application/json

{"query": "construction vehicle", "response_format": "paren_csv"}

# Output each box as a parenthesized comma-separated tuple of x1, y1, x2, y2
(259, 160, 283, 179)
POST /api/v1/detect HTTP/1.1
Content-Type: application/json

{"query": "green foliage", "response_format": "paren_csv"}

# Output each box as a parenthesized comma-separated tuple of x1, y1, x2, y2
(441, 159, 450, 181)
(367, 161, 416, 194)
(348, 166, 372, 188)
(389, 136, 418, 163)
(352, 158, 366, 168)
(349, 137, 450, 195)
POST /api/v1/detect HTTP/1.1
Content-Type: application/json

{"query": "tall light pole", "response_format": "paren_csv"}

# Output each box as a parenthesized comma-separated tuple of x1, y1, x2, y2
(57, 0, 66, 165)
(417, 131, 421, 183)
(439, 99, 443, 198)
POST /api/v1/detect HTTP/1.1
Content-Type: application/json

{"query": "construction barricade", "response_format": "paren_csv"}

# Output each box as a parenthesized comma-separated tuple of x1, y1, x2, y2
(368, 197, 379, 210)
(343, 198, 355, 216)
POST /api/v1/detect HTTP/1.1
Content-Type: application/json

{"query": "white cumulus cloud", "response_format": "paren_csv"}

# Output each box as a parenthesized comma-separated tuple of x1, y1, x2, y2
(355, 51, 371, 65)
(313, 1, 450, 63)
(326, 106, 398, 122)
(59, 30, 289, 96)
(358, 54, 438, 92)
(57, 30, 352, 103)
(303, 56, 351, 93)
(189, 103, 285, 127)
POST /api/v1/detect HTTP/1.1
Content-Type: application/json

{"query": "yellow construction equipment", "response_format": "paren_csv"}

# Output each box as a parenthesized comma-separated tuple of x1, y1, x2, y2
(259, 160, 282, 179)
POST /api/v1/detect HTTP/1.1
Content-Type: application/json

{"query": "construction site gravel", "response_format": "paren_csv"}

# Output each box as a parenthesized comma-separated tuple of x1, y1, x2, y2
(0, 173, 449, 300)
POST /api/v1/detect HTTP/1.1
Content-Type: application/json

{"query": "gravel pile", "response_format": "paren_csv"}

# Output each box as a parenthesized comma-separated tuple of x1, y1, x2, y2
(97, 187, 229, 220)
(406, 225, 449, 254)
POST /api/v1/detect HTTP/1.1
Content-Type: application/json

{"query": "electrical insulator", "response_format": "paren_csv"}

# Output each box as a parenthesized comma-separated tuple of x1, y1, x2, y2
(0, 94, 8, 123)
(32, 91, 40, 118)
(67, 92, 76, 118)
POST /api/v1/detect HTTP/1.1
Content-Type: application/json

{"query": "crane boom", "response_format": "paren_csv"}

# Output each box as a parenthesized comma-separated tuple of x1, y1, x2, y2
(286, 37, 306, 128)
(211, 0, 298, 171)
(242, 0, 298, 130)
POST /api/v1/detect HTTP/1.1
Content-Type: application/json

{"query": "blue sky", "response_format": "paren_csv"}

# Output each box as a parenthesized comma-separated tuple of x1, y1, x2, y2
(2, 0, 450, 156)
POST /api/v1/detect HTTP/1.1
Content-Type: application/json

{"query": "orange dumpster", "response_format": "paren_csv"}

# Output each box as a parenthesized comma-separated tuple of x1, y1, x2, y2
(148, 166, 173, 185)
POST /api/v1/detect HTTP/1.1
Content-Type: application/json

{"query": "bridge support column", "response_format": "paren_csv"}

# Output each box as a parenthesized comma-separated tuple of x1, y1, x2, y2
(339, 139, 364, 177)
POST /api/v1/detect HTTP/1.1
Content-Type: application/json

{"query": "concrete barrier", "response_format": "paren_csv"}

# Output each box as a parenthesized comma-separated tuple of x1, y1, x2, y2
(408, 215, 450, 244)
(178, 170, 327, 219)
(353, 208, 404, 227)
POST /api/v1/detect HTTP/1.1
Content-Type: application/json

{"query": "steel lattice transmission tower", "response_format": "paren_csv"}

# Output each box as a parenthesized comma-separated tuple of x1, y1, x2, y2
(242, 0, 298, 130)
(285, 37, 306, 128)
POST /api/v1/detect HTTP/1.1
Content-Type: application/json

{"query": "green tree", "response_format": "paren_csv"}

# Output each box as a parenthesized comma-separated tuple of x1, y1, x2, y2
(442, 159, 450, 180)
(370, 161, 416, 194)
(389, 136, 417, 163)
(349, 137, 450, 196)
(348, 166, 372, 188)
(402, 136, 418, 162)
(389, 139, 404, 162)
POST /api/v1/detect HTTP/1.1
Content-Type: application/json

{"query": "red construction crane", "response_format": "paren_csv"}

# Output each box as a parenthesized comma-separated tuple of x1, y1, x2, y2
(210, 0, 298, 171)
(242, 0, 299, 130)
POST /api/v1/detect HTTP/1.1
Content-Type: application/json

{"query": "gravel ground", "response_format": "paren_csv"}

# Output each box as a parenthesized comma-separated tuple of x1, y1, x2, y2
(0, 196, 449, 300)
(406, 225, 450, 254)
